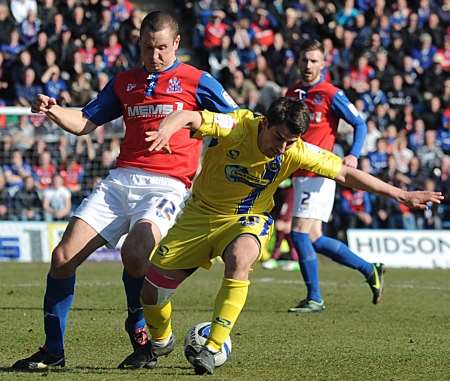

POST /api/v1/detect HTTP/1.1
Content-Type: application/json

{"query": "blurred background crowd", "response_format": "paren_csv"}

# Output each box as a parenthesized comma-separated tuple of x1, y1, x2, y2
(0, 0, 449, 238)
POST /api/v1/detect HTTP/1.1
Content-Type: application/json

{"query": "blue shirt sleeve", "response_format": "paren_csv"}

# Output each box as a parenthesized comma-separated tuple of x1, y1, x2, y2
(196, 72, 239, 113)
(81, 78, 123, 125)
(331, 90, 367, 157)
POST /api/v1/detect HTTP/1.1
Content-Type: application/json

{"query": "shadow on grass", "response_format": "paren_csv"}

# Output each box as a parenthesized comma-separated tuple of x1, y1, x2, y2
(0, 365, 194, 375)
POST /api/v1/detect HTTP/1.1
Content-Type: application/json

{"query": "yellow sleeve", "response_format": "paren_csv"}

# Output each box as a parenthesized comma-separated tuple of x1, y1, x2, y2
(293, 141, 343, 179)
(192, 109, 253, 139)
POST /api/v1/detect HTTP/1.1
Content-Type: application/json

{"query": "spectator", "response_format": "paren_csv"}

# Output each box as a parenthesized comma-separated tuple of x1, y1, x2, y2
(94, 8, 114, 47)
(3, 149, 33, 195)
(336, 0, 360, 28)
(226, 69, 256, 108)
(45, 13, 65, 44)
(33, 150, 56, 190)
(393, 136, 414, 173)
(417, 130, 444, 170)
(68, 6, 91, 42)
(111, 0, 133, 29)
(38, 0, 58, 29)
(340, 187, 373, 228)
(361, 119, 382, 156)
(203, 11, 227, 50)
(408, 118, 425, 151)
(11, 175, 42, 220)
(28, 31, 50, 77)
(60, 155, 84, 195)
(368, 137, 388, 174)
(274, 49, 300, 87)
(350, 55, 375, 94)
(0, 4, 16, 46)
(42, 174, 71, 221)
(415, 177, 442, 229)
(15, 67, 43, 107)
(387, 74, 411, 111)
(121, 27, 140, 66)
(20, 10, 41, 46)
(0, 172, 10, 220)
(412, 33, 437, 71)
(42, 65, 71, 106)
(103, 32, 122, 68)
(10, 0, 38, 24)
(437, 116, 450, 155)
(253, 72, 281, 113)
(422, 96, 443, 130)
(70, 72, 93, 107)
(1, 29, 24, 62)
(361, 78, 388, 114)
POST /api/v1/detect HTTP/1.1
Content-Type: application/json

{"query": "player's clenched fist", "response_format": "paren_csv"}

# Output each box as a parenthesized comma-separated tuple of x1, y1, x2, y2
(31, 94, 57, 114)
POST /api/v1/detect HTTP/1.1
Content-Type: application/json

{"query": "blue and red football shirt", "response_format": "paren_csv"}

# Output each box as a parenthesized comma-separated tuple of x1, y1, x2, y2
(82, 60, 238, 187)
(286, 77, 367, 177)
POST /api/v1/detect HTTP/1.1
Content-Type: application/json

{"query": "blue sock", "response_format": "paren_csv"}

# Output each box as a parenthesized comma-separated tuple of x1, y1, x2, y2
(44, 274, 75, 355)
(122, 270, 145, 330)
(290, 231, 322, 302)
(313, 236, 373, 278)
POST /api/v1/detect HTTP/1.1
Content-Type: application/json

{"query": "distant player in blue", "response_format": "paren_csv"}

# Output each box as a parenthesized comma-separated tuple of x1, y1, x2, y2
(286, 39, 384, 313)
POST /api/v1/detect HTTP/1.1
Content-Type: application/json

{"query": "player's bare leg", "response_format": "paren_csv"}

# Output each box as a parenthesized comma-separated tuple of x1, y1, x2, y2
(190, 234, 259, 375)
(12, 217, 107, 371)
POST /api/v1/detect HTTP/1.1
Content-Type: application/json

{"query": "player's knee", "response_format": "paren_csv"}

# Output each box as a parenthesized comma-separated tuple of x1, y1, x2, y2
(122, 236, 155, 277)
(50, 245, 77, 277)
(223, 249, 257, 280)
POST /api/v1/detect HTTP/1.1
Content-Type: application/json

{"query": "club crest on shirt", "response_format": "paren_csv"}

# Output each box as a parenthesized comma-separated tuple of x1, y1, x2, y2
(126, 83, 136, 92)
(313, 93, 323, 104)
(166, 76, 182, 93)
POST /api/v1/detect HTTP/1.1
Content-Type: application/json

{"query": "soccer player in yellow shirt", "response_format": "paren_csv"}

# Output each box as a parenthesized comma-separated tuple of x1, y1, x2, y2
(121, 97, 442, 374)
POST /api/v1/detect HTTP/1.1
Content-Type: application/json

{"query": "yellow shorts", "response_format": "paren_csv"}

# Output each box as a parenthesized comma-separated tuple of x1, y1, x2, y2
(151, 202, 274, 270)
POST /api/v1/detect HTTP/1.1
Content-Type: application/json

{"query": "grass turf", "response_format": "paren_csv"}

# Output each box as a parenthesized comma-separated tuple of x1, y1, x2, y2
(0, 261, 449, 380)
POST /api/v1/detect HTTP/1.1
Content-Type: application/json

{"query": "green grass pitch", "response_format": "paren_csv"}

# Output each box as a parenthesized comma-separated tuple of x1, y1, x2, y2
(0, 261, 449, 380)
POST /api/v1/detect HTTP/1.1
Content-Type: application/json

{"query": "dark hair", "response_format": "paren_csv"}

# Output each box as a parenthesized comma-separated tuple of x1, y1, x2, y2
(266, 97, 310, 135)
(140, 11, 179, 39)
(300, 39, 324, 55)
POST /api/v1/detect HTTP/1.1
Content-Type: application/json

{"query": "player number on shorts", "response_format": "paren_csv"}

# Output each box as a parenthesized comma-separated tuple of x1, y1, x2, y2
(155, 198, 176, 221)
(239, 215, 260, 226)
(300, 192, 311, 206)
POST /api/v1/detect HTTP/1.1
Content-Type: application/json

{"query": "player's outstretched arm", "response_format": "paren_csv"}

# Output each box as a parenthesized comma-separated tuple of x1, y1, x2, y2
(146, 110, 203, 152)
(335, 165, 444, 209)
(31, 94, 97, 136)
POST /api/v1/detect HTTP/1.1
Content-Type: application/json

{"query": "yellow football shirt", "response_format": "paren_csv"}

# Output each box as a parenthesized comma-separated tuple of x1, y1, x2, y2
(190, 109, 342, 215)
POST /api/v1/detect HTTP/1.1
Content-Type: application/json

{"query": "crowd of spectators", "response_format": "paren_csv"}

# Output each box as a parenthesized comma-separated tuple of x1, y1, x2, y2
(0, 0, 136, 220)
(0, 0, 449, 233)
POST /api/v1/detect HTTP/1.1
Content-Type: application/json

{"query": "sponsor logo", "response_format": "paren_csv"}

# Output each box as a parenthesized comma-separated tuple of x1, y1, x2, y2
(294, 88, 307, 100)
(126, 83, 136, 92)
(227, 149, 240, 159)
(126, 102, 184, 118)
(214, 317, 232, 327)
(214, 114, 234, 129)
(167, 76, 182, 93)
(157, 245, 169, 256)
(225, 165, 269, 188)
(222, 90, 238, 108)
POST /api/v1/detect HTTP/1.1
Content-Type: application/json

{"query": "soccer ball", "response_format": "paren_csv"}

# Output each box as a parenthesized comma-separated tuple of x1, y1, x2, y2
(184, 322, 232, 367)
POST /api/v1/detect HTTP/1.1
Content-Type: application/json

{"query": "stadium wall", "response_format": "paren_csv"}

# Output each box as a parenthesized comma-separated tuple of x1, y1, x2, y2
(348, 229, 450, 268)
(0, 221, 122, 262)
(1, 222, 449, 268)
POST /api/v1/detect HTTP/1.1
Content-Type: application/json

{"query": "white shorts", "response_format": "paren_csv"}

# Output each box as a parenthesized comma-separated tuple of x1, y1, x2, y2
(74, 167, 188, 248)
(292, 177, 336, 222)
